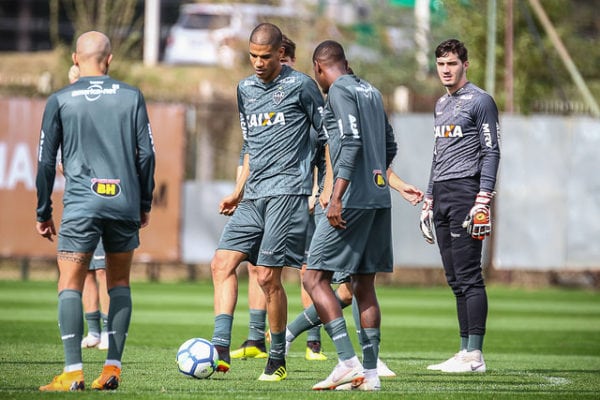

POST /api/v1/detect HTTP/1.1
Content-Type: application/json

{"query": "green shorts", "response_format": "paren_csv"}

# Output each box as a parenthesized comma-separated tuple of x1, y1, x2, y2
(218, 195, 308, 268)
(58, 218, 140, 253)
(89, 241, 106, 270)
(307, 208, 393, 275)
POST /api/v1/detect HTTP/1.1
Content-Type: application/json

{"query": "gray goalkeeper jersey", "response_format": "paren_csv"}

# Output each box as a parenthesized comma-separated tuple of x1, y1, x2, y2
(324, 74, 397, 209)
(427, 81, 500, 195)
(36, 75, 156, 222)
(238, 65, 325, 199)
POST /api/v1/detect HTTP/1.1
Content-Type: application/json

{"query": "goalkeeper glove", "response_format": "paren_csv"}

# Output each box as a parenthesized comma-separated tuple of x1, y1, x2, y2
(462, 191, 494, 240)
(419, 196, 435, 244)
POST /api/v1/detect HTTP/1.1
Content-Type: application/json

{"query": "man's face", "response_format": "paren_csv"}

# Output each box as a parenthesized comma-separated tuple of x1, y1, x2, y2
(280, 54, 295, 67)
(249, 42, 283, 83)
(436, 51, 468, 92)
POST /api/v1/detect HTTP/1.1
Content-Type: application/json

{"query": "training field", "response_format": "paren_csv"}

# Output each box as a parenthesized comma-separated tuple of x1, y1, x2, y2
(0, 279, 598, 399)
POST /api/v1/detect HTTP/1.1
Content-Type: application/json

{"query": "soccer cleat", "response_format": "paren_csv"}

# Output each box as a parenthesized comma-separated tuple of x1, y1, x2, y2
(427, 350, 467, 371)
(39, 370, 84, 392)
(81, 333, 101, 348)
(257, 357, 287, 381)
(336, 376, 380, 391)
(440, 350, 486, 373)
(91, 365, 121, 390)
(376, 358, 396, 377)
(312, 360, 364, 390)
(215, 345, 231, 373)
(98, 331, 109, 350)
(230, 340, 268, 359)
(305, 341, 327, 361)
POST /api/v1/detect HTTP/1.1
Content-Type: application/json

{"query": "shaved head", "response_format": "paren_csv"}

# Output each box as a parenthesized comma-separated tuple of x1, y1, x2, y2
(75, 31, 111, 64)
(249, 23, 282, 49)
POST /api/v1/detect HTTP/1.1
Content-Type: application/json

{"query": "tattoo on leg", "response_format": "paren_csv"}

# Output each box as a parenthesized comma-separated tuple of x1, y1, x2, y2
(58, 251, 92, 265)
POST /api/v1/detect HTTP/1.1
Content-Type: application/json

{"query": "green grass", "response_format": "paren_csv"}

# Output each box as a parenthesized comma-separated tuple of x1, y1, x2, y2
(0, 279, 599, 399)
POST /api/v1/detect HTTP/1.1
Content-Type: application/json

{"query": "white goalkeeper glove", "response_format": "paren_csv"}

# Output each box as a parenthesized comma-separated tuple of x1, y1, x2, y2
(462, 191, 495, 240)
(419, 196, 435, 244)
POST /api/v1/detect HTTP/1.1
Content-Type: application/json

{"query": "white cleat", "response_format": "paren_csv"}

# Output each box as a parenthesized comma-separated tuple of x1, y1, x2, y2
(427, 349, 466, 371)
(376, 358, 396, 377)
(81, 334, 101, 348)
(440, 350, 486, 373)
(312, 359, 364, 390)
(336, 376, 381, 391)
(98, 331, 109, 350)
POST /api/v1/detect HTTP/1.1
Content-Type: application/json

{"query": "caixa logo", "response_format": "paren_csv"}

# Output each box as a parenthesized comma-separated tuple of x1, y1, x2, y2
(91, 178, 121, 198)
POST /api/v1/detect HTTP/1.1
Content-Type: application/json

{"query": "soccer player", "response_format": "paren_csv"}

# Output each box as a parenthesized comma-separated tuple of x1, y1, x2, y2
(420, 39, 500, 373)
(36, 31, 155, 391)
(209, 23, 324, 381)
(304, 40, 397, 391)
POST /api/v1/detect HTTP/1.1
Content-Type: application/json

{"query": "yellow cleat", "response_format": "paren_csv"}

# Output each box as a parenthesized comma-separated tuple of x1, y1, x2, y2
(39, 370, 84, 392)
(216, 359, 231, 373)
(257, 358, 287, 382)
(230, 340, 268, 359)
(91, 365, 121, 390)
(305, 346, 328, 361)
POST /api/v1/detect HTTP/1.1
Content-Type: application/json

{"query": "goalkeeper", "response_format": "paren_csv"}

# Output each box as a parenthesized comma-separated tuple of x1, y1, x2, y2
(419, 39, 500, 373)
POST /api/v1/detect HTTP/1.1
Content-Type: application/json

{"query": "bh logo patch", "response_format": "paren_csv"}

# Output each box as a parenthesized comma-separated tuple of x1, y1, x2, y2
(91, 178, 121, 198)
(373, 170, 386, 188)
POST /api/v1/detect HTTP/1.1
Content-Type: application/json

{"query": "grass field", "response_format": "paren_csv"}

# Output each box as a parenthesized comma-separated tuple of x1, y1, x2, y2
(0, 279, 599, 399)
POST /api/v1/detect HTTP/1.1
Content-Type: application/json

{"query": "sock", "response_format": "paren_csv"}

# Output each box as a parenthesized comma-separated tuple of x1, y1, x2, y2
(361, 327, 380, 370)
(248, 309, 266, 341)
(106, 286, 132, 362)
(85, 311, 101, 337)
(460, 336, 469, 351)
(324, 317, 355, 362)
(101, 313, 109, 333)
(212, 314, 233, 347)
(58, 290, 84, 368)
(269, 331, 286, 360)
(306, 325, 321, 343)
(287, 292, 349, 340)
(467, 334, 484, 352)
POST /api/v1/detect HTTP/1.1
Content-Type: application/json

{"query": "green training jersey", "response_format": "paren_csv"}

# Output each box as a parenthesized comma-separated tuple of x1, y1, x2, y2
(238, 65, 324, 199)
(36, 75, 156, 222)
(324, 74, 397, 209)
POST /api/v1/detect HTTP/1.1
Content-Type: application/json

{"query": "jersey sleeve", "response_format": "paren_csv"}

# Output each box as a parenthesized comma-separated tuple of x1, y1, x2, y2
(237, 84, 250, 160)
(35, 95, 62, 222)
(135, 91, 156, 213)
(329, 85, 361, 181)
(299, 78, 324, 135)
(474, 94, 501, 192)
(384, 113, 397, 169)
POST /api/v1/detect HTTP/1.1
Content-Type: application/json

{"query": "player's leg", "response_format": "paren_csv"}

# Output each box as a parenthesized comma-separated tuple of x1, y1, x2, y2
(81, 269, 101, 348)
(231, 262, 268, 359)
(92, 242, 110, 350)
(300, 263, 327, 360)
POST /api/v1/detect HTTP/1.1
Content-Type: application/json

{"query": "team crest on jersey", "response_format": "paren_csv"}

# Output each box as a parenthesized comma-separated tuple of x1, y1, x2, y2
(272, 89, 285, 105)
(373, 170, 387, 188)
(91, 178, 121, 198)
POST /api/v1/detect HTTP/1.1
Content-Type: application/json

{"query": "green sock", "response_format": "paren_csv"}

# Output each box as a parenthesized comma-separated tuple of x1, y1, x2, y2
(85, 311, 101, 337)
(248, 309, 266, 341)
(269, 331, 286, 360)
(461, 336, 469, 351)
(287, 305, 320, 339)
(101, 313, 108, 333)
(212, 314, 233, 347)
(58, 289, 83, 368)
(361, 328, 380, 370)
(306, 325, 321, 342)
(467, 334, 484, 352)
(324, 317, 355, 362)
(106, 286, 131, 362)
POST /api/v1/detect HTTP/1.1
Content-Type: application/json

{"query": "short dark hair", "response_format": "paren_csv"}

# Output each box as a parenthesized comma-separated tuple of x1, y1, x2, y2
(312, 40, 346, 65)
(249, 23, 282, 49)
(435, 39, 468, 62)
(282, 34, 296, 59)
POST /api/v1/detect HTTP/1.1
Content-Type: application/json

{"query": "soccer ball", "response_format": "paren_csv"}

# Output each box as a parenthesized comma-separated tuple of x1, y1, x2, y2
(176, 338, 219, 379)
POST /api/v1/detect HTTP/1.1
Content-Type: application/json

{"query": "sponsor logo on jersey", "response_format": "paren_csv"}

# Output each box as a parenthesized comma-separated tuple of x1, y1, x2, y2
(246, 112, 286, 127)
(434, 124, 463, 138)
(373, 169, 387, 188)
(482, 123, 492, 147)
(91, 178, 121, 198)
(348, 114, 359, 138)
(272, 89, 285, 105)
(72, 83, 120, 102)
(280, 77, 296, 84)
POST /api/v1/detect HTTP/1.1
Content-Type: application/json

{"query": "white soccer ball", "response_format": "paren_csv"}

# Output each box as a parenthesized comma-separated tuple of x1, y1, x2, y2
(176, 338, 219, 379)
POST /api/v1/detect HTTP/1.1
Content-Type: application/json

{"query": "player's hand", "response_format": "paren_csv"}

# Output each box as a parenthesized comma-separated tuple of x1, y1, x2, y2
(219, 193, 240, 216)
(419, 196, 435, 244)
(462, 191, 494, 240)
(36, 219, 56, 242)
(399, 183, 424, 206)
(326, 198, 346, 229)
